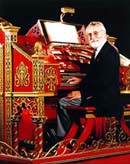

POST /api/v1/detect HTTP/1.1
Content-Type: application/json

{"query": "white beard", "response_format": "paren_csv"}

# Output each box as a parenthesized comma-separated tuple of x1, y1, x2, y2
(89, 40, 102, 49)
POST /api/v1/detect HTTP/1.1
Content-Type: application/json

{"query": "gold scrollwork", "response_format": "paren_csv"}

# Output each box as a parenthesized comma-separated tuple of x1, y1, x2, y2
(44, 66, 58, 91)
(15, 62, 30, 87)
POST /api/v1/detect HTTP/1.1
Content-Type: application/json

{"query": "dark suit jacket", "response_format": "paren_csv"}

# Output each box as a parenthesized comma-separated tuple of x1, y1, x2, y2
(80, 41, 122, 118)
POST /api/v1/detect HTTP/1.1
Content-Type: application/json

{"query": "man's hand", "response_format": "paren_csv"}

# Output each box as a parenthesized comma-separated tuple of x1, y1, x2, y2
(66, 91, 81, 100)
(67, 77, 82, 85)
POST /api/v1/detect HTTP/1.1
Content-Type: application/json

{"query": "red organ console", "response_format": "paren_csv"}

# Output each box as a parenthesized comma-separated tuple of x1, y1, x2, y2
(0, 17, 130, 163)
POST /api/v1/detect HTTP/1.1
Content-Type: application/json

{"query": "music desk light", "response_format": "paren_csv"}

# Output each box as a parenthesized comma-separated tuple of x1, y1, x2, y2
(60, 7, 75, 22)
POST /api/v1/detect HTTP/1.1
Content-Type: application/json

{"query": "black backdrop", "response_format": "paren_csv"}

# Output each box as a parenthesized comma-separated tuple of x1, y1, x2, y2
(0, 0, 130, 58)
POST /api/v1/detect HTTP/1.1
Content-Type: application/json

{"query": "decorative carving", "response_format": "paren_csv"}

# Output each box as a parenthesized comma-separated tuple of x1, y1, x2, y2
(5, 34, 17, 42)
(0, 17, 12, 27)
(11, 115, 21, 152)
(33, 60, 44, 91)
(32, 42, 46, 57)
(0, 45, 3, 140)
(15, 62, 30, 87)
(44, 66, 58, 91)
(5, 42, 12, 92)
(0, 141, 20, 157)
(13, 97, 37, 115)
(32, 116, 46, 154)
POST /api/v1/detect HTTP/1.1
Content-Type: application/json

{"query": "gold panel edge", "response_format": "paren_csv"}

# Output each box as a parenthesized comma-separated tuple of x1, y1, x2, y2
(5, 92, 56, 97)
(120, 90, 130, 94)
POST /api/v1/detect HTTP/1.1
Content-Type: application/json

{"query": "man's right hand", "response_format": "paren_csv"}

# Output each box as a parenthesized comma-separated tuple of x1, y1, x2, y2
(67, 76, 82, 85)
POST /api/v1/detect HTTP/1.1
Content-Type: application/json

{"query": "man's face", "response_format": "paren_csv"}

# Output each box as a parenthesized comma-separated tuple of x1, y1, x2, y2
(86, 27, 106, 49)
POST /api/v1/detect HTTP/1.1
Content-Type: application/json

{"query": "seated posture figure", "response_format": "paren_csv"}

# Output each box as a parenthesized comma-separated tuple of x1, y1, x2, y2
(57, 21, 123, 139)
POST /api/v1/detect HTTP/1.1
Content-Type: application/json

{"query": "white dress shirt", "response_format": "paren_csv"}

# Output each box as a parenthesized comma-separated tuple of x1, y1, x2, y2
(94, 39, 107, 59)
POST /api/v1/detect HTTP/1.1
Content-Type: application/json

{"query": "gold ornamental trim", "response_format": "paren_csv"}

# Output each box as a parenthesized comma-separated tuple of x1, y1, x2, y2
(5, 92, 56, 97)
(85, 113, 95, 118)
(0, 92, 3, 96)
(124, 111, 130, 116)
(15, 62, 30, 87)
(120, 90, 130, 94)
(44, 63, 59, 66)
(12, 43, 32, 61)
(44, 66, 58, 91)
(0, 17, 20, 32)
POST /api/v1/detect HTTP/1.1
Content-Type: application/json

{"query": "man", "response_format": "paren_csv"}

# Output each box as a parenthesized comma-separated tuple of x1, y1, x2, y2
(57, 21, 122, 139)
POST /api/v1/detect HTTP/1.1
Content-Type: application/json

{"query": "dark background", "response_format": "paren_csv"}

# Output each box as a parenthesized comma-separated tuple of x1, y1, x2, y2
(0, 0, 130, 58)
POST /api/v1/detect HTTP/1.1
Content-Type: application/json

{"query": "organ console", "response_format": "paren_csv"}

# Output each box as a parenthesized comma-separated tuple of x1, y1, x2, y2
(0, 16, 130, 161)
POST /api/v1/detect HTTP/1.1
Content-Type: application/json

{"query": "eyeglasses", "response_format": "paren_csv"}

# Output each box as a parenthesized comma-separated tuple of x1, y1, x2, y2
(87, 30, 103, 37)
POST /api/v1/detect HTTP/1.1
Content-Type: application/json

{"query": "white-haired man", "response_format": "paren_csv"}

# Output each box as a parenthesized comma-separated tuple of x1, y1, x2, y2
(57, 21, 122, 140)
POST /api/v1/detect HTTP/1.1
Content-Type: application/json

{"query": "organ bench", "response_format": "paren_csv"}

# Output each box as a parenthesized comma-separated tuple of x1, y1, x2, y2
(54, 105, 130, 154)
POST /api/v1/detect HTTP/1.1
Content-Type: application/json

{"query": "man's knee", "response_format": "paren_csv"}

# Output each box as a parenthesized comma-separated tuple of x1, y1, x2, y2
(58, 97, 69, 107)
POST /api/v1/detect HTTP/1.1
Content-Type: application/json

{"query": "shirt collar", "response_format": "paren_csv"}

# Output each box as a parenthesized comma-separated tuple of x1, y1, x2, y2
(95, 39, 107, 55)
